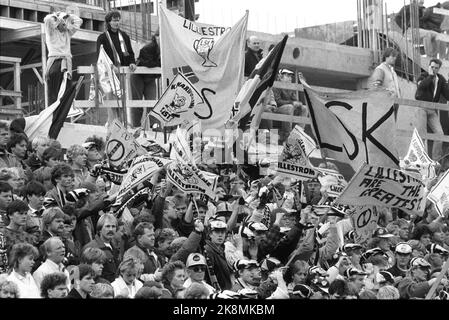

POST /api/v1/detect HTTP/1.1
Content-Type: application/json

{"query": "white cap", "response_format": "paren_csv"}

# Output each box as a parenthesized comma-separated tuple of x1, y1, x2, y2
(186, 253, 206, 268)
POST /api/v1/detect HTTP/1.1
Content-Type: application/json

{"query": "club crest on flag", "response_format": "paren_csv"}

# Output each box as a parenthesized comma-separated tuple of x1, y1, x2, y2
(151, 73, 204, 126)
(193, 37, 217, 67)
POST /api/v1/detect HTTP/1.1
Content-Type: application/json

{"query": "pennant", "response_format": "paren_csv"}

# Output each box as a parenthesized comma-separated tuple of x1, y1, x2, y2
(400, 128, 438, 182)
(275, 125, 318, 181)
(25, 77, 78, 140)
(335, 163, 426, 215)
(427, 170, 449, 217)
(116, 155, 172, 203)
(159, 6, 248, 130)
(97, 45, 121, 97)
(301, 78, 399, 170)
(105, 119, 147, 168)
(166, 162, 218, 198)
(227, 35, 289, 130)
(151, 73, 204, 126)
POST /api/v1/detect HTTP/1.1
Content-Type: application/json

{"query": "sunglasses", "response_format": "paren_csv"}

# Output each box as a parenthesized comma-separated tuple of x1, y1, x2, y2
(191, 266, 206, 273)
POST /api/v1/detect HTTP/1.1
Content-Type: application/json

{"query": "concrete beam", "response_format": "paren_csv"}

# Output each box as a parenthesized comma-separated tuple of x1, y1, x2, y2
(0, 25, 40, 44)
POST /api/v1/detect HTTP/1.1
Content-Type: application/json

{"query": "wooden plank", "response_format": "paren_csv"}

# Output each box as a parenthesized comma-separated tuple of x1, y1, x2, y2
(433, 7, 449, 16)
(395, 97, 449, 112)
(73, 99, 157, 108)
(0, 62, 42, 74)
(0, 55, 21, 64)
(0, 26, 41, 44)
(0, 89, 21, 97)
(77, 65, 162, 75)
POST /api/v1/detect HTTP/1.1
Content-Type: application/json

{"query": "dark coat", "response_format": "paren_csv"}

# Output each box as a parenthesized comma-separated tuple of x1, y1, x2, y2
(204, 240, 232, 291)
(415, 72, 449, 102)
(244, 49, 263, 77)
(83, 235, 120, 283)
(96, 29, 136, 66)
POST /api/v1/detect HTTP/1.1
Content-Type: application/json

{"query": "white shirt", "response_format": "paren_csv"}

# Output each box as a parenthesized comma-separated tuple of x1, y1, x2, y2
(7, 270, 40, 298)
(183, 277, 216, 295)
(111, 276, 143, 298)
(33, 259, 71, 291)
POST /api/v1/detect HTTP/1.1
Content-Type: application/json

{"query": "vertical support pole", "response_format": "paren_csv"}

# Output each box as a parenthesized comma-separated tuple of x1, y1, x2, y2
(41, 24, 48, 108)
(141, 0, 148, 40)
(14, 60, 21, 110)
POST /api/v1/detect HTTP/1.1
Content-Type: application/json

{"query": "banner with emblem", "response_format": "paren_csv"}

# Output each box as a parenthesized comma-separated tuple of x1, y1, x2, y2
(105, 119, 147, 168)
(427, 170, 449, 217)
(166, 162, 218, 198)
(116, 155, 172, 203)
(400, 128, 438, 182)
(317, 167, 348, 198)
(335, 163, 426, 214)
(301, 78, 399, 171)
(158, 5, 248, 131)
(276, 126, 318, 181)
(151, 73, 204, 126)
(349, 206, 379, 244)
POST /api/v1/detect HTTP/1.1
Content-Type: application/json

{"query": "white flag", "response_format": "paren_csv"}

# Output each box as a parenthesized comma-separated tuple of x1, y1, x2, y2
(427, 170, 449, 217)
(159, 6, 248, 131)
(97, 45, 121, 97)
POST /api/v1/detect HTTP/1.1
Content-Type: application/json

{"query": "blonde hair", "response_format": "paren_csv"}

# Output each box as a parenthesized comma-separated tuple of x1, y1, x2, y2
(66, 144, 87, 162)
(376, 285, 400, 299)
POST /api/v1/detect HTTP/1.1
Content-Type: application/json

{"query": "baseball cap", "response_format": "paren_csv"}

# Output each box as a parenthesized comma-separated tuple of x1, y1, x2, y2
(395, 242, 412, 254)
(373, 227, 395, 238)
(233, 259, 259, 271)
(186, 253, 206, 268)
(209, 219, 227, 231)
(375, 271, 395, 285)
(66, 188, 90, 202)
(279, 68, 294, 75)
(410, 257, 431, 268)
(308, 266, 328, 277)
(428, 243, 449, 256)
(260, 256, 282, 272)
(292, 284, 314, 298)
(344, 267, 368, 278)
(343, 243, 363, 252)
(248, 221, 268, 233)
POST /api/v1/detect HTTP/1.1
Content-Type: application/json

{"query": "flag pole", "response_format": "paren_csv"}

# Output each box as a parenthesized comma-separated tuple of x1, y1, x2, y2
(425, 256, 449, 299)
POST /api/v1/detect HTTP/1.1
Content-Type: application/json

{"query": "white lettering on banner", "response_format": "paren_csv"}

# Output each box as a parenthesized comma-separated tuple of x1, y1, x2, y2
(350, 206, 379, 244)
(159, 6, 248, 130)
(302, 79, 399, 171)
(427, 170, 449, 217)
(335, 163, 426, 214)
(105, 119, 146, 167)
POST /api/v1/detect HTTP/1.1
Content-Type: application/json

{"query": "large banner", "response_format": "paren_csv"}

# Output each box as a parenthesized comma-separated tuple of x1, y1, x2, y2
(105, 119, 147, 168)
(302, 78, 399, 171)
(159, 6, 248, 131)
(276, 126, 318, 181)
(400, 128, 438, 181)
(335, 163, 426, 214)
(167, 162, 218, 198)
(427, 170, 449, 217)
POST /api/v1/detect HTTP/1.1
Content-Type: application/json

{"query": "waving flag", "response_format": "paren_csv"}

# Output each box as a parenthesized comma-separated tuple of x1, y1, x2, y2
(227, 35, 288, 131)
(159, 6, 248, 131)
(97, 45, 121, 97)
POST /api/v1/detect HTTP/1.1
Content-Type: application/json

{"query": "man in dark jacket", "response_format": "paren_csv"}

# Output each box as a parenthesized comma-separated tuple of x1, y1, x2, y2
(130, 34, 161, 128)
(244, 35, 263, 78)
(204, 219, 233, 290)
(82, 213, 120, 283)
(96, 10, 136, 125)
(415, 58, 449, 160)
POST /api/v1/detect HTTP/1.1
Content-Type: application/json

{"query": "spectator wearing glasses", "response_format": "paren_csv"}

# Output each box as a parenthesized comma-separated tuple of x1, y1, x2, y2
(183, 253, 215, 295)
